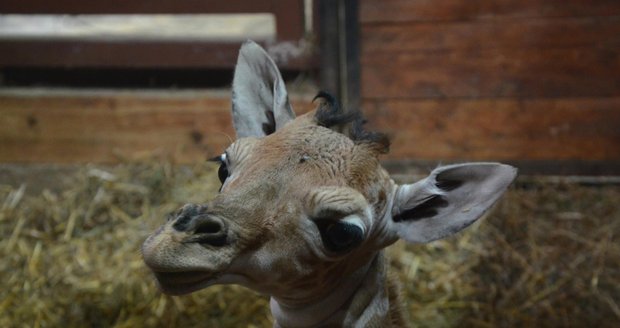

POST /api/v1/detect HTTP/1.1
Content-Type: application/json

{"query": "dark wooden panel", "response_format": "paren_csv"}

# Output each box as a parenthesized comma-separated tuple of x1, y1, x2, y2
(0, 1, 306, 42)
(360, 0, 620, 23)
(0, 0, 289, 14)
(0, 91, 315, 164)
(0, 1, 307, 68)
(0, 40, 315, 69)
(358, 0, 620, 174)
(361, 47, 620, 99)
(0, 1, 306, 40)
(362, 16, 620, 52)
(270, 1, 305, 41)
(363, 98, 620, 161)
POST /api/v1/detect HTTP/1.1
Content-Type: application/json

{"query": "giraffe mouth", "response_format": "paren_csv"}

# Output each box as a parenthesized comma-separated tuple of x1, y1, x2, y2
(153, 270, 217, 295)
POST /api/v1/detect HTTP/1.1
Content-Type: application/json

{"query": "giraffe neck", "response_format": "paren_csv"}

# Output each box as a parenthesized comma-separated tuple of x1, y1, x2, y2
(270, 252, 400, 328)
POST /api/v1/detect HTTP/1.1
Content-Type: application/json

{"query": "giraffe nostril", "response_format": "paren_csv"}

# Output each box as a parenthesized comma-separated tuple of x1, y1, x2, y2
(194, 217, 223, 234)
(172, 204, 207, 231)
(170, 205, 228, 246)
(190, 216, 228, 247)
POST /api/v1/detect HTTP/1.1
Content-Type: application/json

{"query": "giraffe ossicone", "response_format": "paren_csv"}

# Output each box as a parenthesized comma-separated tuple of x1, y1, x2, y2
(142, 40, 517, 327)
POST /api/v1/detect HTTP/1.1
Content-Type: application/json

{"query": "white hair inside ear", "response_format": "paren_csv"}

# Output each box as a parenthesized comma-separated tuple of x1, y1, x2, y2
(390, 163, 517, 243)
(231, 40, 296, 138)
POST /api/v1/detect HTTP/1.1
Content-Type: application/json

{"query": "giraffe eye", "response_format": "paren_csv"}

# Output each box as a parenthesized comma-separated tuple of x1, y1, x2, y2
(217, 161, 229, 184)
(315, 219, 364, 253)
(209, 154, 230, 187)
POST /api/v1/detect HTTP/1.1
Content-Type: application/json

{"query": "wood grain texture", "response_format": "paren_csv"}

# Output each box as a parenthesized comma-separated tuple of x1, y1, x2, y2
(362, 16, 620, 53)
(0, 0, 295, 14)
(359, 0, 620, 174)
(361, 47, 620, 99)
(0, 1, 308, 68)
(1, 91, 618, 172)
(360, 1, 620, 100)
(0, 91, 315, 164)
(360, 0, 620, 23)
(0, 40, 316, 69)
(363, 98, 620, 161)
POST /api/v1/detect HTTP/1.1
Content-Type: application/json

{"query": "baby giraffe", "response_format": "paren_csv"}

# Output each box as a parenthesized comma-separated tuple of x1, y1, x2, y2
(142, 41, 517, 327)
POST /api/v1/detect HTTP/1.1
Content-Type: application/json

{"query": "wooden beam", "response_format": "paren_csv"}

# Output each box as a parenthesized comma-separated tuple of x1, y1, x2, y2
(362, 16, 620, 53)
(2, 91, 619, 174)
(0, 1, 310, 68)
(0, 90, 315, 164)
(0, 0, 290, 14)
(363, 98, 620, 162)
(361, 46, 620, 99)
(360, 0, 620, 23)
(0, 40, 316, 69)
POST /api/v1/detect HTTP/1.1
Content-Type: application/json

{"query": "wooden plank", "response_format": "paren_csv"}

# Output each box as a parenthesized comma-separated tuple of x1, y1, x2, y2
(271, 1, 306, 41)
(361, 47, 620, 99)
(0, 0, 289, 14)
(0, 1, 308, 68)
(1, 91, 619, 174)
(0, 40, 315, 69)
(360, 0, 620, 24)
(0, 0, 308, 42)
(362, 16, 620, 53)
(0, 90, 315, 164)
(362, 98, 620, 161)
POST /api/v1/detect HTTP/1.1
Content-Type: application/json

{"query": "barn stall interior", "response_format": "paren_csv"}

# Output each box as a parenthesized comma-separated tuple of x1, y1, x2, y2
(1, 0, 619, 327)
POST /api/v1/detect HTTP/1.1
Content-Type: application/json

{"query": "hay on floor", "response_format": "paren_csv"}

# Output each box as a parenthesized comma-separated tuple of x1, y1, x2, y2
(1, 161, 619, 327)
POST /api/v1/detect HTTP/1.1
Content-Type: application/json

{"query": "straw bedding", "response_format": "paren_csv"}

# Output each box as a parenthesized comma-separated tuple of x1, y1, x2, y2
(1, 161, 618, 327)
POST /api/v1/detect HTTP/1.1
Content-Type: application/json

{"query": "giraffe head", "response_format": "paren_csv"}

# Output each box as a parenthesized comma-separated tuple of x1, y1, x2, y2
(142, 41, 517, 304)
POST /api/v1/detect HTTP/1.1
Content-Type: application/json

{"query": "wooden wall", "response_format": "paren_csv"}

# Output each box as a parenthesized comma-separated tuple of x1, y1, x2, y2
(359, 0, 620, 174)
(0, 90, 315, 164)
(2, 0, 620, 175)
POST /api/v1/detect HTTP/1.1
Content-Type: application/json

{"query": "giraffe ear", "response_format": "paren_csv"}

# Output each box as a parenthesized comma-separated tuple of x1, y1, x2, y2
(390, 163, 517, 243)
(231, 40, 296, 138)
